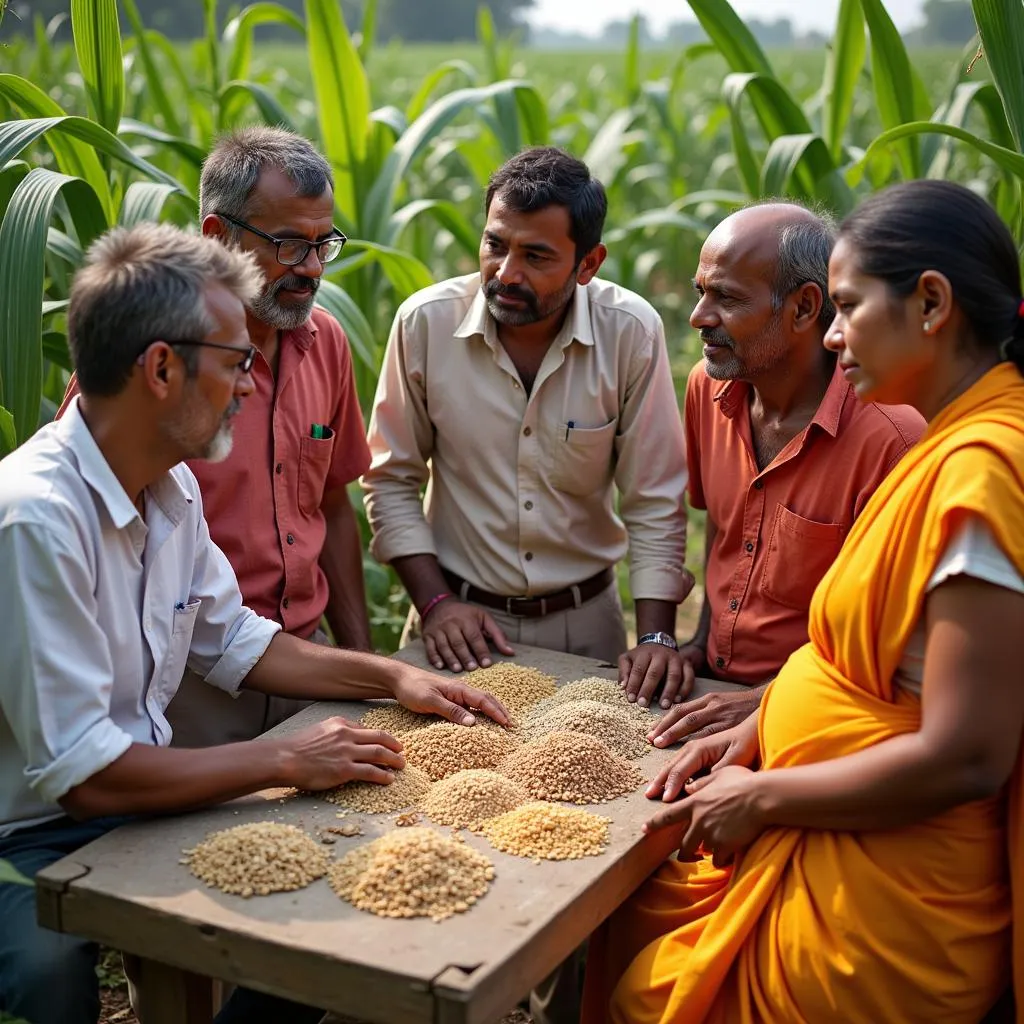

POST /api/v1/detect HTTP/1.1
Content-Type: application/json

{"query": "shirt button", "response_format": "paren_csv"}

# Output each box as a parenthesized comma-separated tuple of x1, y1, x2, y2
(715, 656, 725, 669)
(525, 552, 534, 561)
(282, 597, 290, 609)
(275, 463, 283, 475)
(745, 541, 754, 553)
(729, 598, 739, 611)
(512, 380, 521, 389)
(753, 479, 763, 490)
(286, 533, 295, 545)
(523, 426, 532, 437)
(524, 500, 533, 511)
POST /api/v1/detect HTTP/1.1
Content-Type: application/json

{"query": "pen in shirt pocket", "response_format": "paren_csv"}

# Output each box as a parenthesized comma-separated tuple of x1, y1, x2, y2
(565, 420, 574, 441)
(310, 423, 334, 440)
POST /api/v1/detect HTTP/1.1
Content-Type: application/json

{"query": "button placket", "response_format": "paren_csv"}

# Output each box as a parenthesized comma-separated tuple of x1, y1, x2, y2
(718, 477, 766, 665)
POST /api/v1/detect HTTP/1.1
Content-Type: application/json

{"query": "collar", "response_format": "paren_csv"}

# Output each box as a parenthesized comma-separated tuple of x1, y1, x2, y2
(454, 275, 596, 349)
(59, 397, 194, 529)
(280, 313, 318, 353)
(713, 358, 849, 439)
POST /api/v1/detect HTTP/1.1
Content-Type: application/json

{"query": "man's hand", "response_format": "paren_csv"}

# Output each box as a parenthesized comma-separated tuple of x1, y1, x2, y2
(647, 685, 766, 748)
(645, 714, 759, 804)
(620, 642, 706, 709)
(422, 599, 514, 673)
(643, 765, 766, 867)
(390, 664, 511, 728)
(281, 717, 406, 792)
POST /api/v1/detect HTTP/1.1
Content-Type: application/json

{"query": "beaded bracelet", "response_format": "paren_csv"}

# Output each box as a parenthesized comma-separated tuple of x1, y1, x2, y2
(419, 591, 454, 620)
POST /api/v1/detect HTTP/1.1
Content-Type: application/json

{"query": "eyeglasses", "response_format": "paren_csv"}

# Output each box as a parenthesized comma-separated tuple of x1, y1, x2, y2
(137, 340, 258, 374)
(215, 213, 347, 267)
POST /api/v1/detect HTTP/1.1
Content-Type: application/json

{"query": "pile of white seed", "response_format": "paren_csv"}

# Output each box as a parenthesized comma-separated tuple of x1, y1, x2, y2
(317, 765, 433, 814)
(521, 700, 650, 759)
(463, 663, 558, 717)
(399, 722, 521, 781)
(528, 677, 655, 726)
(421, 769, 529, 830)
(183, 822, 329, 898)
(328, 827, 495, 921)
(499, 731, 644, 804)
(480, 802, 610, 860)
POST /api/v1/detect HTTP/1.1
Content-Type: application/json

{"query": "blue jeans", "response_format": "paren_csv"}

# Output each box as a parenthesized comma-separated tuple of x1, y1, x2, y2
(0, 815, 323, 1024)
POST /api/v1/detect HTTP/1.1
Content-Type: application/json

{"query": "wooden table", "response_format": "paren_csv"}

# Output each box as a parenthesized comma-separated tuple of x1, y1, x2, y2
(36, 642, 745, 1024)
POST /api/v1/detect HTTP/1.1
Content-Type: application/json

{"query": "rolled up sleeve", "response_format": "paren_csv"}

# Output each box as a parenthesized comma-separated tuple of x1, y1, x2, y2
(615, 322, 690, 602)
(0, 522, 133, 803)
(362, 307, 438, 564)
(185, 510, 280, 695)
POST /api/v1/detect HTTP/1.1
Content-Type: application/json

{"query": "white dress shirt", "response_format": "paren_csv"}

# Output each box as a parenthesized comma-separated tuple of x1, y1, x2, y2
(0, 398, 280, 834)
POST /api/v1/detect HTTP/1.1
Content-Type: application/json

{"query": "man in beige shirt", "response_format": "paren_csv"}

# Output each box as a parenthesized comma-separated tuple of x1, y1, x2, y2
(363, 146, 691, 678)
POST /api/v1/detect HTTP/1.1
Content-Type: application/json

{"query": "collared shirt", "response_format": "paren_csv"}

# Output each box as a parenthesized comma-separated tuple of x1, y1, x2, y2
(685, 360, 925, 685)
(363, 272, 689, 601)
(58, 307, 371, 638)
(0, 399, 280, 835)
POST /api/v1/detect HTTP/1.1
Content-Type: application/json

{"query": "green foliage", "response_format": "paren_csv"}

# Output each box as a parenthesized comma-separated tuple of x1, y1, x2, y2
(0, 857, 30, 885)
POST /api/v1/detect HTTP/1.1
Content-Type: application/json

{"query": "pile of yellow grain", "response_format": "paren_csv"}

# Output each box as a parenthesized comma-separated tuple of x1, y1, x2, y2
(463, 663, 558, 718)
(480, 802, 610, 860)
(317, 765, 432, 813)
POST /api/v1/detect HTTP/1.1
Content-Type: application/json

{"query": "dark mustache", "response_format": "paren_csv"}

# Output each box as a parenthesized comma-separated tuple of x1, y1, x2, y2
(485, 279, 535, 304)
(274, 274, 320, 294)
(700, 329, 733, 347)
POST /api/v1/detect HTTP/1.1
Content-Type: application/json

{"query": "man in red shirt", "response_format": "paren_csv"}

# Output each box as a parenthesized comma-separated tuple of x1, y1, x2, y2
(622, 203, 925, 745)
(60, 127, 372, 746)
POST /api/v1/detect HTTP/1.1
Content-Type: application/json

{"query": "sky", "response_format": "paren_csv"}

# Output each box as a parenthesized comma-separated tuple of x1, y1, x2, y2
(530, 0, 926, 36)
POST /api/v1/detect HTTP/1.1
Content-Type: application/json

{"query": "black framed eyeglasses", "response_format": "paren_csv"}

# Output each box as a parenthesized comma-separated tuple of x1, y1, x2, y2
(215, 212, 347, 266)
(136, 340, 258, 374)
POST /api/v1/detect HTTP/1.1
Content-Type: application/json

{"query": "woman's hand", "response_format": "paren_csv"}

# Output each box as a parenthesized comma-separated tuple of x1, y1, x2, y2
(643, 765, 766, 867)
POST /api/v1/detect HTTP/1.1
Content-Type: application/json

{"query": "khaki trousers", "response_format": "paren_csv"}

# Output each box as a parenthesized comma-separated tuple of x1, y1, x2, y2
(164, 628, 330, 748)
(403, 578, 627, 665)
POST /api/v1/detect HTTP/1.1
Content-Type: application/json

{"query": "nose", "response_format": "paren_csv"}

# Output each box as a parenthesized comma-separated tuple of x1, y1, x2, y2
(496, 254, 523, 286)
(822, 318, 843, 353)
(689, 293, 716, 331)
(296, 245, 325, 279)
(235, 367, 255, 399)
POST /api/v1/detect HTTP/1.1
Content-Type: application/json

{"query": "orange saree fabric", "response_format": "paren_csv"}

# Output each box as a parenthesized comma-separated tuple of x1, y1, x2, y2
(585, 364, 1024, 1023)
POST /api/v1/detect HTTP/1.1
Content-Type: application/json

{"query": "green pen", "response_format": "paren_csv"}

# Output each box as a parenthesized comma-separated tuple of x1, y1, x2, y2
(311, 423, 325, 440)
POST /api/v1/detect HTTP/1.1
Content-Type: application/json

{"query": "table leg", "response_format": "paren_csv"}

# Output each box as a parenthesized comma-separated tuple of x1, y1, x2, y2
(130, 957, 215, 1024)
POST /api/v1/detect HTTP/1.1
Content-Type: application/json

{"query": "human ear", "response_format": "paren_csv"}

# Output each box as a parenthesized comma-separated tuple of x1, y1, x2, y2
(790, 281, 824, 333)
(576, 243, 607, 285)
(917, 270, 954, 334)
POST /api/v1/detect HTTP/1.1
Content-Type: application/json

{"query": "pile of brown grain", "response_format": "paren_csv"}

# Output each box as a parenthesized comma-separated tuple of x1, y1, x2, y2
(360, 703, 439, 734)
(498, 731, 644, 804)
(399, 722, 521, 781)
(522, 700, 650, 759)
(528, 677, 655, 726)
(328, 827, 495, 921)
(480, 802, 610, 860)
(422, 769, 529, 830)
(463, 663, 558, 717)
(317, 765, 432, 814)
(183, 822, 328, 897)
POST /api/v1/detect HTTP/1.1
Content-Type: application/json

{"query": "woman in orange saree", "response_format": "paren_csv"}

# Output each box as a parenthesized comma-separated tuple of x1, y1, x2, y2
(583, 180, 1024, 1024)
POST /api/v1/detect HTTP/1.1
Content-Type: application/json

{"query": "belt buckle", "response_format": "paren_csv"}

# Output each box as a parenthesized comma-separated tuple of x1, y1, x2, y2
(505, 596, 547, 617)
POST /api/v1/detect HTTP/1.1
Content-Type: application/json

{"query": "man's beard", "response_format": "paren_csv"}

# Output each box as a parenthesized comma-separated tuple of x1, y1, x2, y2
(700, 317, 786, 381)
(484, 270, 578, 327)
(249, 272, 320, 331)
(163, 395, 240, 463)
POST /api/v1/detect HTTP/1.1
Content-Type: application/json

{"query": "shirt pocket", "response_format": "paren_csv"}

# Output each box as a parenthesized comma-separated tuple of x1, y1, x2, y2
(545, 419, 617, 497)
(158, 599, 201, 707)
(761, 505, 846, 612)
(298, 428, 336, 516)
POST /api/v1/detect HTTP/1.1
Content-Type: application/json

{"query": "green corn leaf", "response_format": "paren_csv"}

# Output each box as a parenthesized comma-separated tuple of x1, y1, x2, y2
(406, 60, 479, 122)
(315, 279, 378, 372)
(46, 228, 84, 267)
(119, 0, 181, 135)
(223, 3, 306, 84)
(342, 239, 433, 299)
(859, 0, 933, 179)
(219, 81, 299, 132)
(202, 0, 221, 100)
(823, 0, 866, 163)
(358, 0, 378, 63)
(972, 0, 1024, 153)
(478, 6, 507, 81)
(0, 169, 108, 444)
(686, 0, 774, 75)
(41, 331, 73, 373)
(0, 160, 29, 222)
(389, 198, 479, 256)
(71, 0, 125, 136)
(624, 15, 642, 105)
(0, 408, 16, 459)
(0, 75, 112, 219)
(605, 208, 709, 243)
(306, 0, 371, 228)
(117, 119, 207, 173)
(583, 106, 640, 185)
(371, 106, 408, 140)
(761, 133, 853, 212)
(119, 181, 180, 226)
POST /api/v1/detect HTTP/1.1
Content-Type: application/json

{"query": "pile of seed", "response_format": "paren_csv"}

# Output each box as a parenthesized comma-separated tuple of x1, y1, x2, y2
(183, 822, 329, 898)
(328, 827, 495, 921)
(360, 703, 439, 735)
(522, 700, 650, 759)
(528, 677, 655, 726)
(399, 722, 521, 781)
(422, 769, 529, 830)
(498, 731, 644, 804)
(317, 765, 432, 814)
(463, 663, 558, 717)
(480, 802, 610, 860)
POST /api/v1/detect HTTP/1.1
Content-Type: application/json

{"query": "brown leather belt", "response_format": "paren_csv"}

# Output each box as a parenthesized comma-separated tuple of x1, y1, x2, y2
(441, 566, 615, 619)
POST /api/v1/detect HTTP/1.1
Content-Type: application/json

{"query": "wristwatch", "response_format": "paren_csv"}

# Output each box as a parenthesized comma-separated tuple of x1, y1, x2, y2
(638, 632, 678, 650)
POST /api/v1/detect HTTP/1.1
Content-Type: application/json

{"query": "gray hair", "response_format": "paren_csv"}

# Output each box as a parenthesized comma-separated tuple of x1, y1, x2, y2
(770, 210, 838, 330)
(199, 126, 334, 232)
(69, 222, 263, 397)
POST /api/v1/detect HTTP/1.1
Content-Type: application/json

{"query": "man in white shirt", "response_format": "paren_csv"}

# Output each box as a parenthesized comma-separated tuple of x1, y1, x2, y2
(0, 223, 507, 1024)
